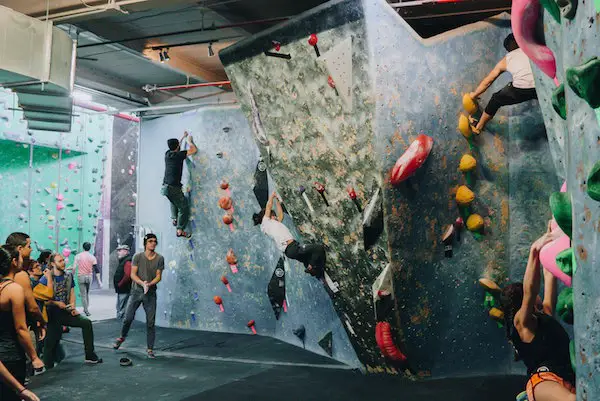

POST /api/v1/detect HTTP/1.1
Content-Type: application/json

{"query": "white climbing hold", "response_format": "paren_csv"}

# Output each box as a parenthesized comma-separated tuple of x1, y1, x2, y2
(18, 214, 25, 220)
(47, 215, 55, 221)
(168, 260, 176, 269)
(20, 200, 28, 208)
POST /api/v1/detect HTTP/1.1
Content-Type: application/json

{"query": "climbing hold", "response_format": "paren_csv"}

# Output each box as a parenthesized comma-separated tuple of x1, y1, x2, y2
(272, 41, 281, 51)
(308, 33, 320, 57)
(372, 263, 395, 321)
(462, 94, 478, 115)
(247, 320, 257, 335)
(222, 214, 233, 225)
(213, 296, 224, 312)
(347, 186, 362, 212)
(221, 276, 232, 292)
(226, 249, 238, 273)
(556, 0, 577, 19)
(566, 57, 600, 108)
(549, 192, 572, 237)
(375, 322, 407, 363)
(479, 278, 501, 292)
(190, 311, 196, 323)
(267, 257, 286, 320)
(220, 180, 229, 190)
(586, 160, 600, 201)
(293, 325, 306, 348)
(318, 331, 333, 357)
(456, 185, 475, 206)
(540, 0, 561, 22)
(569, 340, 576, 374)
(56, 202, 65, 211)
(18, 214, 25, 221)
(20, 199, 28, 208)
(459, 155, 477, 172)
(551, 84, 567, 120)
(489, 307, 504, 321)
(62, 248, 71, 258)
(314, 182, 329, 207)
(218, 196, 233, 210)
(47, 215, 55, 221)
(556, 247, 577, 277)
(68, 162, 77, 170)
(458, 114, 472, 138)
(454, 217, 464, 241)
(50, 182, 57, 189)
(298, 186, 314, 213)
(557, 287, 573, 324)
(466, 214, 484, 232)
(516, 391, 528, 401)
(56, 194, 64, 201)
(327, 76, 339, 96)
(390, 134, 434, 186)
(442, 224, 455, 258)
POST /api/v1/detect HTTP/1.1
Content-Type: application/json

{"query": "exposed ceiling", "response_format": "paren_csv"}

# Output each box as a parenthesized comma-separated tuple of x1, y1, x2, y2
(0, 0, 511, 113)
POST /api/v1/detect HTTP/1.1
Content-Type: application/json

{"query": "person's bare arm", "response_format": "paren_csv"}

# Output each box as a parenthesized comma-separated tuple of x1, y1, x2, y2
(264, 192, 276, 219)
(542, 267, 558, 316)
(186, 135, 197, 157)
(0, 361, 39, 400)
(14, 272, 45, 324)
(274, 196, 284, 222)
(148, 270, 162, 287)
(470, 57, 507, 98)
(130, 265, 144, 286)
(9, 285, 39, 362)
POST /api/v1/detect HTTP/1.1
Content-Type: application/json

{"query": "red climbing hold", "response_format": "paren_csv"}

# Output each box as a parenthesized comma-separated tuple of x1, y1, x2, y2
(375, 322, 407, 363)
(390, 134, 434, 186)
(213, 296, 224, 312)
(221, 275, 232, 292)
(247, 320, 257, 334)
(218, 196, 233, 210)
(220, 180, 229, 190)
(308, 34, 320, 57)
(222, 214, 233, 225)
(272, 41, 281, 52)
(328, 76, 336, 89)
(226, 249, 237, 265)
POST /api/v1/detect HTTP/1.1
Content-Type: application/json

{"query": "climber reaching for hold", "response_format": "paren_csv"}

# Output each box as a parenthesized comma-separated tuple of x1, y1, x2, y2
(253, 192, 326, 278)
(161, 131, 197, 239)
(467, 34, 537, 134)
(500, 221, 576, 401)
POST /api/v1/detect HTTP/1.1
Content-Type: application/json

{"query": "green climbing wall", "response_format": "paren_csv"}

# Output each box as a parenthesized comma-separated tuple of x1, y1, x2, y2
(0, 88, 112, 300)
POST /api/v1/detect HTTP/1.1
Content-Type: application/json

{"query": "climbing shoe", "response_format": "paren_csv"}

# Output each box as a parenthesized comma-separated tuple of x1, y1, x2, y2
(85, 353, 103, 364)
(113, 337, 125, 350)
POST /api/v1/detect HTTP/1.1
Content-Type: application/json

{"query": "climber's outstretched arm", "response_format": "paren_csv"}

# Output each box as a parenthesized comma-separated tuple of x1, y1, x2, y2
(470, 57, 507, 99)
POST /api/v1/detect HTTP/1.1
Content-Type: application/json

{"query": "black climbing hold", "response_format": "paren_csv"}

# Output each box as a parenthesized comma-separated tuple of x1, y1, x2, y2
(293, 325, 306, 348)
(567, 57, 600, 108)
(540, 0, 561, 22)
(252, 158, 269, 209)
(267, 257, 286, 320)
(264, 51, 291, 59)
(318, 331, 333, 356)
(556, 0, 577, 19)
(216, 152, 223, 158)
(551, 84, 567, 120)
(363, 187, 384, 251)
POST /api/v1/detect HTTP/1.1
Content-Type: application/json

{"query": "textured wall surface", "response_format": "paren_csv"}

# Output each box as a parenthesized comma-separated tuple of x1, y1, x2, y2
(137, 106, 360, 367)
(532, 4, 600, 399)
(222, 0, 559, 377)
(0, 88, 111, 274)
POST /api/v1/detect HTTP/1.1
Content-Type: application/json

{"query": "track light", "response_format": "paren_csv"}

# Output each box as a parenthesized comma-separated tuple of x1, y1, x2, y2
(158, 48, 170, 63)
(163, 49, 170, 62)
(159, 50, 165, 63)
(208, 42, 214, 57)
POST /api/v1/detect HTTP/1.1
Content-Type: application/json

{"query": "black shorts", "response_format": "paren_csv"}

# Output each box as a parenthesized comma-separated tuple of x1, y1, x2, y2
(0, 359, 26, 401)
(284, 241, 326, 278)
(485, 83, 537, 116)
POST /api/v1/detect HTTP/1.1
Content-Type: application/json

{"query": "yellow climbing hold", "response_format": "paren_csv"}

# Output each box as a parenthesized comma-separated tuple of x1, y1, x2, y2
(50, 182, 58, 189)
(489, 307, 504, 320)
(467, 214, 484, 231)
(456, 185, 475, 206)
(462, 94, 478, 114)
(459, 154, 477, 172)
(47, 215, 55, 221)
(479, 278, 500, 292)
(458, 114, 472, 139)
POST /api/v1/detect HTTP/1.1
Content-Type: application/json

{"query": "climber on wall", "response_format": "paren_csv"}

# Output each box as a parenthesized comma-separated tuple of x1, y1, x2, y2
(253, 192, 326, 278)
(161, 131, 197, 239)
(500, 221, 575, 401)
(467, 33, 537, 134)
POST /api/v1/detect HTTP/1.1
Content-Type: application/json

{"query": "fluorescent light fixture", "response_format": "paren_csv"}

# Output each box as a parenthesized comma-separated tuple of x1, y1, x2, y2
(72, 90, 92, 102)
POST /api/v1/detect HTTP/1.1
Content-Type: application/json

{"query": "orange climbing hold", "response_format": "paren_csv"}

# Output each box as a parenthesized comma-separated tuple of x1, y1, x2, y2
(456, 185, 475, 206)
(218, 196, 233, 210)
(458, 114, 472, 138)
(462, 94, 478, 115)
(226, 249, 237, 265)
(222, 214, 233, 225)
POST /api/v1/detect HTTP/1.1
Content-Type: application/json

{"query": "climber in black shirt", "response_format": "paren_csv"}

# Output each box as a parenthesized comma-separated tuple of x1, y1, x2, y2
(500, 221, 576, 401)
(161, 131, 197, 238)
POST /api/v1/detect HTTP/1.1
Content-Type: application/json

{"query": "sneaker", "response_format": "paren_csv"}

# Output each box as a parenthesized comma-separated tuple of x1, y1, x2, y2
(113, 337, 125, 350)
(172, 219, 177, 227)
(85, 311, 91, 317)
(85, 353, 103, 364)
(176, 230, 192, 239)
(33, 366, 46, 376)
(147, 350, 156, 359)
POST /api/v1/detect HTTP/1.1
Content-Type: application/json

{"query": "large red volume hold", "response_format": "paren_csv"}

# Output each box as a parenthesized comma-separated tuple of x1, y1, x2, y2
(390, 134, 434, 186)
(375, 322, 407, 362)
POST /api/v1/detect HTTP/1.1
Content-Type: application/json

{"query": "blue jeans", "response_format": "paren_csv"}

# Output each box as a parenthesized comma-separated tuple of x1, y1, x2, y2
(116, 292, 130, 320)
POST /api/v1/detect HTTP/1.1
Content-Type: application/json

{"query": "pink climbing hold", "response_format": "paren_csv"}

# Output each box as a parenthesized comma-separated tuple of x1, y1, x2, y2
(56, 194, 64, 201)
(511, 0, 559, 85)
(62, 248, 71, 258)
(56, 202, 65, 211)
(68, 162, 77, 170)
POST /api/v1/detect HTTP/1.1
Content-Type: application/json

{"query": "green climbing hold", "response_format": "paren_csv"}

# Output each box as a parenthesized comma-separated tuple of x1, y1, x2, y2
(556, 0, 577, 19)
(557, 287, 574, 324)
(569, 340, 576, 373)
(540, 0, 561, 22)
(550, 192, 572, 237)
(556, 248, 576, 276)
(567, 57, 600, 108)
(586, 160, 600, 201)
(551, 84, 567, 120)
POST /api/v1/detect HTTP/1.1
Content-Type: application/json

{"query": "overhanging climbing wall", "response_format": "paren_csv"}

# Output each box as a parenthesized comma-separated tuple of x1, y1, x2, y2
(137, 106, 361, 367)
(530, 2, 600, 398)
(222, 0, 559, 376)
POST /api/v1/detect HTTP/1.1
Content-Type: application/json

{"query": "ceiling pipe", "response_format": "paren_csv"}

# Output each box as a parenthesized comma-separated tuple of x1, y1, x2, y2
(144, 80, 231, 93)
(40, 0, 150, 22)
(78, 16, 290, 49)
(73, 99, 140, 122)
(96, 100, 238, 115)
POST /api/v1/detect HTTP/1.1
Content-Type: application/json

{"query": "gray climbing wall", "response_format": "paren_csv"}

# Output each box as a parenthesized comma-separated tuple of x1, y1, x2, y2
(532, 3, 600, 399)
(222, 0, 559, 377)
(136, 106, 361, 367)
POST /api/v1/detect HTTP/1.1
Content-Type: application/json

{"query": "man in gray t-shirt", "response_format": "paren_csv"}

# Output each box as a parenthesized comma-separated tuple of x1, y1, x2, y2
(113, 234, 164, 358)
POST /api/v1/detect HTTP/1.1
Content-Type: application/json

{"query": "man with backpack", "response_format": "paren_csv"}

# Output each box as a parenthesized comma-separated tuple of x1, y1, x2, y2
(113, 244, 132, 320)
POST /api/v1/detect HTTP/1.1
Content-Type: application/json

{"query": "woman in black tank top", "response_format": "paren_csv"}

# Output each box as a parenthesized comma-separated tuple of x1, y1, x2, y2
(500, 222, 575, 401)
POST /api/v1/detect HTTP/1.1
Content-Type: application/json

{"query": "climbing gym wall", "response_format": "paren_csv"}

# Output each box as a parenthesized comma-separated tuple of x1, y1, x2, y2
(222, 0, 559, 376)
(137, 106, 360, 367)
(529, 2, 600, 398)
(0, 88, 111, 273)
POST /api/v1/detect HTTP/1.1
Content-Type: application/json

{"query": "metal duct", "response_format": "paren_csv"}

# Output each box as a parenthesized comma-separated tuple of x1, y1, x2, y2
(0, 5, 75, 132)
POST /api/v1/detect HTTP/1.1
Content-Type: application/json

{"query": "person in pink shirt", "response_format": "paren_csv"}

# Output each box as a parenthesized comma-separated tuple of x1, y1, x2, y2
(74, 243, 100, 317)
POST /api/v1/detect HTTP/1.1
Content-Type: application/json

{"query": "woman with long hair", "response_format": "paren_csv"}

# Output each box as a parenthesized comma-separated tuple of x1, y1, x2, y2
(500, 222, 576, 401)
